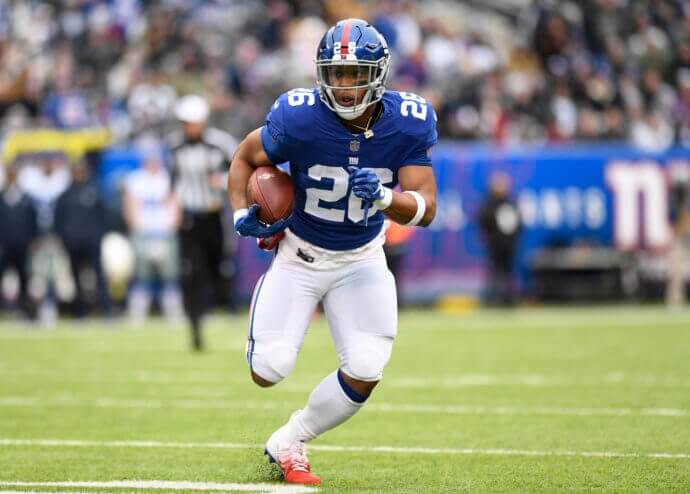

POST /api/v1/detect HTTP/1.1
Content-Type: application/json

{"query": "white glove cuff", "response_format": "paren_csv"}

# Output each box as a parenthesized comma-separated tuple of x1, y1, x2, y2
(233, 208, 249, 227)
(373, 186, 393, 209)
(403, 191, 426, 226)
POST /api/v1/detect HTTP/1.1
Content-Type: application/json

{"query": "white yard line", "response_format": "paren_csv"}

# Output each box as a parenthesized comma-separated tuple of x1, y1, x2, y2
(3, 368, 690, 388)
(389, 373, 690, 388)
(0, 395, 686, 418)
(0, 491, 176, 494)
(0, 370, 248, 386)
(0, 481, 318, 494)
(368, 403, 690, 417)
(0, 491, 127, 494)
(0, 438, 688, 460)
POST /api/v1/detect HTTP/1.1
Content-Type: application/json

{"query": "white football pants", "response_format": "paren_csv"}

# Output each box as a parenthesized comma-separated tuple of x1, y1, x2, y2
(246, 236, 398, 384)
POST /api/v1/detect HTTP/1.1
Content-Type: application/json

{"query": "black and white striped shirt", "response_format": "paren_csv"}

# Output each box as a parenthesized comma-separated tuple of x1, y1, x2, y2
(170, 128, 237, 213)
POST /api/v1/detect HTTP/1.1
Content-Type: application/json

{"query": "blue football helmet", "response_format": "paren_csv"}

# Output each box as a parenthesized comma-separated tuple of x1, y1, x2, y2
(315, 18, 390, 120)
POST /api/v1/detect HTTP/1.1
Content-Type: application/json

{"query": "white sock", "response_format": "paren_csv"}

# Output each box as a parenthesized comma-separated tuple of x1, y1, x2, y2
(127, 287, 151, 325)
(161, 286, 184, 326)
(290, 370, 365, 442)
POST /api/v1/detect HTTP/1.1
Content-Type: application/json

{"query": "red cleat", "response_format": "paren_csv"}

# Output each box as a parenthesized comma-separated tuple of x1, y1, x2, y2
(265, 442, 321, 485)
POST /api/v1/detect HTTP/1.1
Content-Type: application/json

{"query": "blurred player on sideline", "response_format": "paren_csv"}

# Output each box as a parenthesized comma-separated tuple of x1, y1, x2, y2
(666, 167, 690, 306)
(0, 164, 38, 320)
(123, 147, 183, 326)
(54, 161, 111, 318)
(478, 171, 522, 306)
(228, 19, 437, 485)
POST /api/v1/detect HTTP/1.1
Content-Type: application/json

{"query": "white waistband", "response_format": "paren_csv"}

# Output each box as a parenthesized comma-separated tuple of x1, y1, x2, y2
(277, 228, 385, 270)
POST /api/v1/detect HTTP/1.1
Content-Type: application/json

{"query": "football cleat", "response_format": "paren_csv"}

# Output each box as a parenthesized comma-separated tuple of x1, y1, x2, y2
(265, 441, 321, 485)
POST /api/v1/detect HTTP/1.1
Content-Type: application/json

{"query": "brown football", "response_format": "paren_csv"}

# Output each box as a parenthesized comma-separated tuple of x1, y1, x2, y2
(246, 166, 295, 224)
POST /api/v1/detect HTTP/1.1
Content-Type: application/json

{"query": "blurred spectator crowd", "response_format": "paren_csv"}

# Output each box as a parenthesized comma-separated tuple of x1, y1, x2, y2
(2, 0, 690, 321)
(0, 0, 690, 149)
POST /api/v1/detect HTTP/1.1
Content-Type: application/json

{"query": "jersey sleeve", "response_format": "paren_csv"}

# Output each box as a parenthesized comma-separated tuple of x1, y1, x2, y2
(400, 102, 438, 166)
(260, 97, 292, 164)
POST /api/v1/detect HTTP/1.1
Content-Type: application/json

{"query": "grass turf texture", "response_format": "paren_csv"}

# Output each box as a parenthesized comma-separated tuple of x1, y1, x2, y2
(0, 306, 689, 493)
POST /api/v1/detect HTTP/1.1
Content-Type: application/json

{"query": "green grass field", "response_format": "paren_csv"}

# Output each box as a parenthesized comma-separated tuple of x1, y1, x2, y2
(0, 306, 689, 493)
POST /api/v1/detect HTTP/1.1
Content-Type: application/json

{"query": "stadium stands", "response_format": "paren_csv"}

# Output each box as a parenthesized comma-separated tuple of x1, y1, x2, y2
(1, 0, 690, 315)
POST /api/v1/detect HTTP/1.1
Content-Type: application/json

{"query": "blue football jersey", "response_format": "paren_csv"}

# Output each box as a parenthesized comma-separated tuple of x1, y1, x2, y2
(260, 88, 437, 251)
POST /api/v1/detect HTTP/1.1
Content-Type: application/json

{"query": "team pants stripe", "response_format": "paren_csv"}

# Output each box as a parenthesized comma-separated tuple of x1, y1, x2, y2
(246, 274, 266, 369)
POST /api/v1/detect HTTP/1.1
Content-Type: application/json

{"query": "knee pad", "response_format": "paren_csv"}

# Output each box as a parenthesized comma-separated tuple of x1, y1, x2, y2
(341, 345, 390, 382)
(248, 343, 298, 385)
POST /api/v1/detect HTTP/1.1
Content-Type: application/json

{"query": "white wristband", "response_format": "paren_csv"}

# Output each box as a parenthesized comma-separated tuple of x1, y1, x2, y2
(374, 186, 393, 209)
(403, 190, 426, 226)
(233, 208, 249, 227)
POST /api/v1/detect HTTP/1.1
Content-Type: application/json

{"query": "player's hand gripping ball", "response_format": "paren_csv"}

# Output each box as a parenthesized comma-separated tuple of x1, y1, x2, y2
(234, 204, 287, 238)
(234, 167, 294, 239)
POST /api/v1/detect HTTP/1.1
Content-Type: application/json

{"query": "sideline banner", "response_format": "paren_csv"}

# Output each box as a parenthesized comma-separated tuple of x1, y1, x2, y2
(2, 128, 111, 164)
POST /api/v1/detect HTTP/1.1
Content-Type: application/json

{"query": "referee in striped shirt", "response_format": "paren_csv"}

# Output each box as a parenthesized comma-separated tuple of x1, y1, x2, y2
(170, 95, 237, 350)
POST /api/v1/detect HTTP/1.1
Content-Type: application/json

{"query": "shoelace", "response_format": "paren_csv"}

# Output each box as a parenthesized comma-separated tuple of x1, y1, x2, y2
(279, 443, 310, 473)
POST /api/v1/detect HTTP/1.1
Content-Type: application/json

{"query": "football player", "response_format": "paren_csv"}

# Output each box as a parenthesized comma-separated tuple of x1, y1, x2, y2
(228, 18, 437, 485)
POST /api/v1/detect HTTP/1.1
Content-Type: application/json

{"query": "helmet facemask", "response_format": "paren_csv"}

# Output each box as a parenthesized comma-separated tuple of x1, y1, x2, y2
(316, 57, 389, 120)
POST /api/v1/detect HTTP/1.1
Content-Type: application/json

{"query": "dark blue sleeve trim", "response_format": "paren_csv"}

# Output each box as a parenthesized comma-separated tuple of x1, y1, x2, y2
(260, 125, 287, 164)
(401, 143, 434, 166)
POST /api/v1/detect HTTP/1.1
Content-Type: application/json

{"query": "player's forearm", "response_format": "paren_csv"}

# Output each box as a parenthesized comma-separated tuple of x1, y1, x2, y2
(382, 189, 436, 227)
(227, 156, 254, 210)
(228, 128, 273, 211)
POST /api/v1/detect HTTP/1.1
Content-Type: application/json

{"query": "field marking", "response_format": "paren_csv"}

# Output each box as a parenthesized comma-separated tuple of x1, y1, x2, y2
(0, 395, 687, 418)
(390, 373, 690, 388)
(2, 367, 690, 389)
(1, 438, 688, 461)
(0, 491, 122, 494)
(0, 308, 688, 347)
(0, 481, 318, 494)
(0, 491, 210, 494)
(0, 369, 244, 385)
(368, 403, 690, 417)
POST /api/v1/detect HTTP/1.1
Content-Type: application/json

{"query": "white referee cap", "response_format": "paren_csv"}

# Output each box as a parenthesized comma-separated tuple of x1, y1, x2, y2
(174, 94, 210, 123)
